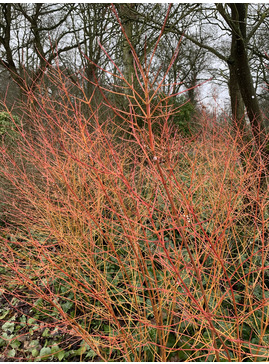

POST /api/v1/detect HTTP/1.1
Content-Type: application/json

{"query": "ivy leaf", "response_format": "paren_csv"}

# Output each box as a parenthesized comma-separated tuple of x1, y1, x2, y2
(2, 321, 15, 333)
(2, 332, 14, 340)
(29, 340, 40, 349)
(20, 315, 27, 323)
(0, 309, 10, 319)
(42, 328, 50, 337)
(32, 348, 39, 358)
(28, 318, 36, 325)
(57, 350, 65, 361)
(8, 348, 16, 358)
(11, 339, 21, 349)
(39, 347, 52, 359)
(51, 345, 60, 354)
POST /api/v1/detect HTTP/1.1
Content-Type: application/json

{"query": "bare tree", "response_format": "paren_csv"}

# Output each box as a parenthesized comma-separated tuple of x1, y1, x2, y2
(0, 4, 77, 97)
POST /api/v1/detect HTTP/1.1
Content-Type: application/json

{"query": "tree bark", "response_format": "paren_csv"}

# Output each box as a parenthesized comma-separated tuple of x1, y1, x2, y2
(230, 4, 269, 170)
(228, 62, 246, 131)
(117, 4, 135, 90)
(227, 29, 246, 134)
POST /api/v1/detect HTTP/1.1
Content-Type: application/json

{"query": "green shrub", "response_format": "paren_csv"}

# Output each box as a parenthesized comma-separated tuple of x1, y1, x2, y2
(167, 95, 195, 135)
(0, 111, 21, 142)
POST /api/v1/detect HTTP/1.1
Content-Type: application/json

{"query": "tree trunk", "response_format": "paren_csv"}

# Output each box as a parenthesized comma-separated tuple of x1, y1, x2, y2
(230, 4, 269, 171)
(227, 63, 246, 134)
(117, 4, 135, 90)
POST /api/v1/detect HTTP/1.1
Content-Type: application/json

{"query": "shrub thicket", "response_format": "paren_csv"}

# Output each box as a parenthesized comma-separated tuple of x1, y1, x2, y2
(0, 18, 268, 362)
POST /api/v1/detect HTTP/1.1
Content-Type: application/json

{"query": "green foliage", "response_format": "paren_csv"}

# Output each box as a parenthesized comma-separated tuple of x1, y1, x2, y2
(169, 95, 195, 135)
(0, 111, 20, 138)
(0, 302, 99, 362)
(157, 93, 195, 135)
